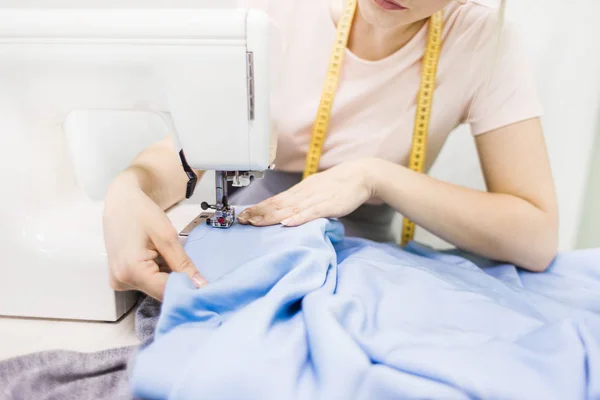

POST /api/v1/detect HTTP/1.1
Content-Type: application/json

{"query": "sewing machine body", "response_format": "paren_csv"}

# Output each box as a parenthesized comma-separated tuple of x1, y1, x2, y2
(0, 8, 272, 320)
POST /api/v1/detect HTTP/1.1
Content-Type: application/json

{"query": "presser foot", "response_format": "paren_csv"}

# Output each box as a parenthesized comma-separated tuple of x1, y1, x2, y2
(178, 207, 236, 237)
(200, 199, 236, 229)
(205, 207, 236, 228)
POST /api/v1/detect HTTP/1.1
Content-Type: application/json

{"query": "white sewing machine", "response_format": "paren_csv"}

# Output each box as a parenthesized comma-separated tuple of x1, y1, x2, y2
(0, 8, 274, 321)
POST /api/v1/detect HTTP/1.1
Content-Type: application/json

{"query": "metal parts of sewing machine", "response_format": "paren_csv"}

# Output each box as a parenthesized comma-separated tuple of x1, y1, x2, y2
(0, 8, 274, 321)
(169, 20, 276, 232)
(163, 10, 275, 232)
(178, 169, 268, 234)
(202, 170, 266, 229)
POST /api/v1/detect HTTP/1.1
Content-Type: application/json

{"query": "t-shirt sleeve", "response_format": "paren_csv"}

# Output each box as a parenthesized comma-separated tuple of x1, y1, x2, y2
(465, 21, 544, 136)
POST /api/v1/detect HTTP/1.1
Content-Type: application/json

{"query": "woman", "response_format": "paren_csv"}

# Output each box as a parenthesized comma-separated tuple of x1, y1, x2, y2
(103, 0, 558, 301)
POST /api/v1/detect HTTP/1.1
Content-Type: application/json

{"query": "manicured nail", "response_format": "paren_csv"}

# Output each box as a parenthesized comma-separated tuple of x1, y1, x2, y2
(280, 218, 293, 226)
(238, 210, 251, 220)
(249, 216, 263, 224)
(192, 273, 208, 288)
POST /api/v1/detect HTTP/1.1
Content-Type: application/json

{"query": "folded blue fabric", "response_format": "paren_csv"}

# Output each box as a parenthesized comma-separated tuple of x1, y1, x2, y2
(130, 218, 600, 400)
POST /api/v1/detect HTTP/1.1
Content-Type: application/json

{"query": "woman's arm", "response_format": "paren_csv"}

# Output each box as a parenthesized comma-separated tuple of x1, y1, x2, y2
(372, 118, 558, 271)
(103, 135, 207, 300)
(113, 135, 202, 210)
(239, 118, 558, 272)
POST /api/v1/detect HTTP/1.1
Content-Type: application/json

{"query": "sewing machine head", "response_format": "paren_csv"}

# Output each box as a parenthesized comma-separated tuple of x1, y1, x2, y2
(158, 8, 275, 229)
(1, 7, 275, 227)
(154, 8, 276, 229)
(0, 7, 275, 321)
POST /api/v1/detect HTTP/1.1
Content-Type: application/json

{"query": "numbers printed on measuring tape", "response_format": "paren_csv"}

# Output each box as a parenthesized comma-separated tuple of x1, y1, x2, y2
(302, 0, 444, 246)
(401, 11, 443, 246)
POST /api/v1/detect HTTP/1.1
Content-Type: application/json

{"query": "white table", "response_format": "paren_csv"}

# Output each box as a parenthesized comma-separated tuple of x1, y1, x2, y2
(0, 306, 140, 361)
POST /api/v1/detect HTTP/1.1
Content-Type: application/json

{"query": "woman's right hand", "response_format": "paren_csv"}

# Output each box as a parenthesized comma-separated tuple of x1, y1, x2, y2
(102, 176, 207, 301)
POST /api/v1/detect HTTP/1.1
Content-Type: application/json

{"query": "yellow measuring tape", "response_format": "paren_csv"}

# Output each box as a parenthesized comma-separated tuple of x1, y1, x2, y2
(303, 0, 358, 180)
(400, 10, 444, 246)
(302, 0, 444, 246)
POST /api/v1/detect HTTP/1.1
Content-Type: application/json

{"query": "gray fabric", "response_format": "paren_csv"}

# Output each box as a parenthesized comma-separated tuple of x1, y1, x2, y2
(229, 170, 397, 243)
(0, 172, 392, 399)
(0, 347, 134, 400)
(0, 297, 161, 400)
(133, 297, 162, 345)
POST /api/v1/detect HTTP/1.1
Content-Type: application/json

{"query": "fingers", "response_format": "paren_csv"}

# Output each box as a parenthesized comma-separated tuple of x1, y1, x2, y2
(280, 203, 328, 227)
(239, 200, 303, 226)
(239, 189, 323, 227)
(110, 259, 169, 301)
(132, 261, 170, 301)
(238, 191, 292, 225)
(239, 203, 297, 226)
(109, 268, 133, 292)
(153, 229, 208, 288)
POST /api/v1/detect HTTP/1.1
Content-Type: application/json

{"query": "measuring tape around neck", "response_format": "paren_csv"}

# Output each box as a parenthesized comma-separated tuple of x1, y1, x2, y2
(302, 0, 444, 246)
(303, 0, 358, 180)
(400, 10, 444, 246)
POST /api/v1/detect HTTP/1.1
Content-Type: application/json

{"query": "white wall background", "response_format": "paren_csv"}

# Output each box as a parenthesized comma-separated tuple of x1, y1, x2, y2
(577, 121, 600, 249)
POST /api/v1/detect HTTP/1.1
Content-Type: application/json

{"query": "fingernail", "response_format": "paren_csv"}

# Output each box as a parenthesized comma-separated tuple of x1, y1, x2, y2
(249, 216, 263, 224)
(238, 211, 250, 221)
(280, 218, 292, 226)
(192, 273, 207, 288)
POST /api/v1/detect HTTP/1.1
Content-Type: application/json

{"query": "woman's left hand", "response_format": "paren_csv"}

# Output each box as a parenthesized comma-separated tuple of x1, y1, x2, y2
(237, 159, 377, 227)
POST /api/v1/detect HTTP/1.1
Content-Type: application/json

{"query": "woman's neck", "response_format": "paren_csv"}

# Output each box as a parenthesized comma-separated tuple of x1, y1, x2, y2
(347, 10, 426, 61)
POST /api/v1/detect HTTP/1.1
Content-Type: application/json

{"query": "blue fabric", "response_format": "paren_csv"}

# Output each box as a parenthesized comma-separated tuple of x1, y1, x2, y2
(130, 218, 600, 400)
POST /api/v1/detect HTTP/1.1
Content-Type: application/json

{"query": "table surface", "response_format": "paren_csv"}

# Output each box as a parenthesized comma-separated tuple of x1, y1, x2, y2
(0, 305, 141, 361)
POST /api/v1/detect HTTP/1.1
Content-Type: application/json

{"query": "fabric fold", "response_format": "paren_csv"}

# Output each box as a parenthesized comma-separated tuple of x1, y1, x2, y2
(130, 219, 600, 400)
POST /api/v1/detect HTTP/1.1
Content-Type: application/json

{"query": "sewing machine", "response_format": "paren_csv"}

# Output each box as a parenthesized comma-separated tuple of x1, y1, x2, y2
(0, 8, 274, 321)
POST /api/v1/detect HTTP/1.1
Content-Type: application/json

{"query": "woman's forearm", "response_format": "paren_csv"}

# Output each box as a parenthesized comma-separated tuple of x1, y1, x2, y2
(106, 136, 202, 211)
(368, 158, 558, 271)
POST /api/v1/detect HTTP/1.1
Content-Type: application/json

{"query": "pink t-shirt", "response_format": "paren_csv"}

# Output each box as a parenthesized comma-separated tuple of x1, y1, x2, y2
(239, 0, 543, 173)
